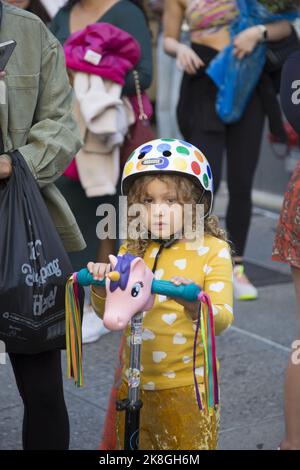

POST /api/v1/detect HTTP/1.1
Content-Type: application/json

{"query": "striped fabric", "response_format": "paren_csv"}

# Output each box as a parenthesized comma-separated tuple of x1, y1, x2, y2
(186, 0, 239, 41)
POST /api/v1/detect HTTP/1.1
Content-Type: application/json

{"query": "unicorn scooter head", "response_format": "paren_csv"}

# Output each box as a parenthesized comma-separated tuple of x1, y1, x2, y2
(103, 252, 155, 330)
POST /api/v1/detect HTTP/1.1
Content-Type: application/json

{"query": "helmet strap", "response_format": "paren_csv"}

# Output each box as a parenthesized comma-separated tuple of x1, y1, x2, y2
(197, 189, 211, 220)
(150, 231, 180, 273)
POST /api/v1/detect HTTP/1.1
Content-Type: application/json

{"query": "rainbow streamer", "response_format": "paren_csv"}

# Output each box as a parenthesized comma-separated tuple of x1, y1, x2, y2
(65, 273, 84, 387)
(193, 292, 219, 415)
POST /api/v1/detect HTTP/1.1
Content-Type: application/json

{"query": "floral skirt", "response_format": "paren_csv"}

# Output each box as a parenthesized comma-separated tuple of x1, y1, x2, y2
(272, 161, 300, 268)
(116, 381, 220, 451)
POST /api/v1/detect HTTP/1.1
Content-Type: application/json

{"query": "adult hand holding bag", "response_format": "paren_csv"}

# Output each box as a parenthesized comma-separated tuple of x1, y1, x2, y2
(0, 149, 83, 354)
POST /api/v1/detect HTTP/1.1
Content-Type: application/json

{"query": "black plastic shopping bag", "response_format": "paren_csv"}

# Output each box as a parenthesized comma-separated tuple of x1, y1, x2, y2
(0, 150, 81, 353)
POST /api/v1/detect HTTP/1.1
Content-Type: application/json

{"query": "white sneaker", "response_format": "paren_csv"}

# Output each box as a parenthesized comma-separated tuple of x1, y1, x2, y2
(233, 265, 258, 301)
(82, 304, 110, 344)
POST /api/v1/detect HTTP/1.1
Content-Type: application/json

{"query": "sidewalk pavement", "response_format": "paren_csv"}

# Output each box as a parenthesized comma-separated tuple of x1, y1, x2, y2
(0, 186, 296, 450)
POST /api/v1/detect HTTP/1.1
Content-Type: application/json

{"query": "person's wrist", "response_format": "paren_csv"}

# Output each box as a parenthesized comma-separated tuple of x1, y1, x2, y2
(256, 24, 268, 43)
(0, 154, 12, 163)
(176, 42, 185, 55)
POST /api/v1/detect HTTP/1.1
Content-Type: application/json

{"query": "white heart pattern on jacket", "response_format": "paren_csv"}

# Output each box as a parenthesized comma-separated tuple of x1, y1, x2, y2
(152, 351, 167, 363)
(209, 282, 225, 293)
(162, 370, 176, 379)
(183, 356, 191, 364)
(162, 313, 177, 325)
(174, 259, 187, 270)
(142, 329, 155, 341)
(197, 246, 210, 256)
(154, 269, 164, 280)
(203, 264, 213, 275)
(173, 332, 187, 345)
(143, 382, 155, 390)
(218, 247, 230, 259)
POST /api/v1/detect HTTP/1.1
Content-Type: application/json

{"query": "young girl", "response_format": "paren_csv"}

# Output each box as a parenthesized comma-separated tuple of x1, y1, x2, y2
(88, 138, 234, 450)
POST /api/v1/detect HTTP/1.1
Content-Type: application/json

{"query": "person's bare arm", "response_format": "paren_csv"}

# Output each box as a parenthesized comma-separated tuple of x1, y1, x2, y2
(266, 20, 293, 42)
(149, 0, 165, 16)
(163, 0, 204, 74)
(163, 0, 185, 56)
(234, 20, 293, 59)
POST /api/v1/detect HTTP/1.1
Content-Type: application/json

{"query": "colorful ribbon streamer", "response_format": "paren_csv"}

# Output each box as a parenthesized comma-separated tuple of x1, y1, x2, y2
(65, 273, 84, 387)
(193, 292, 219, 415)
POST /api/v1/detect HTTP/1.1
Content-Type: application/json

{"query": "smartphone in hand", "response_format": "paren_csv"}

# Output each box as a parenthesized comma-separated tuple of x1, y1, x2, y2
(0, 40, 17, 71)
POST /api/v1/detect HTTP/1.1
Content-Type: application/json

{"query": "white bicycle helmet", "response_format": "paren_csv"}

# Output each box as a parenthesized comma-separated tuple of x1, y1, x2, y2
(121, 138, 214, 217)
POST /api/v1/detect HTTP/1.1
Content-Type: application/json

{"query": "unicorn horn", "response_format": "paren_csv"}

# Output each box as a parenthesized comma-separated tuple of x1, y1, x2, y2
(107, 271, 120, 281)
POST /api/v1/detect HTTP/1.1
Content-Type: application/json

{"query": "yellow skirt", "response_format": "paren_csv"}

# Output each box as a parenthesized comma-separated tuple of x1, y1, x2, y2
(116, 381, 220, 450)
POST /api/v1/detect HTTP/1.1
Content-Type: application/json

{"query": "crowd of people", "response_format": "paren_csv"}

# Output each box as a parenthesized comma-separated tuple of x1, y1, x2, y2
(0, 0, 300, 452)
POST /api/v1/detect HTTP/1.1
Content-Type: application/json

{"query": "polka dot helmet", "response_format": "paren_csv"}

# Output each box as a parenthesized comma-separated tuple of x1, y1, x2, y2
(121, 138, 214, 217)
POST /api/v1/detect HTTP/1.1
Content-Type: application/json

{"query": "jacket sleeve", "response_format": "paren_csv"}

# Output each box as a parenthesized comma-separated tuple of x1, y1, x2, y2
(116, 6, 152, 95)
(17, 25, 82, 189)
(202, 241, 234, 336)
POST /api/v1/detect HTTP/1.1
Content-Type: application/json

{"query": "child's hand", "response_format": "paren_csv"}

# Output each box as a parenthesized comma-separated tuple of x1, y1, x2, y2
(168, 276, 200, 321)
(87, 261, 111, 297)
(87, 261, 111, 281)
(170, 276, 194, 286)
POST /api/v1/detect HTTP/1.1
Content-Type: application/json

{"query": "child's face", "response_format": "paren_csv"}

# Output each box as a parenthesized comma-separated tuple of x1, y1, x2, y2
(141, 178, 184, 239)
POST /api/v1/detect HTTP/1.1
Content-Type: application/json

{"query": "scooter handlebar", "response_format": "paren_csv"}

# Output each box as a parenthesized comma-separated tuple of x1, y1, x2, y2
(76, 268, 106, 287)
(75, 268, 201, 302)
(151, 279, 201, 302)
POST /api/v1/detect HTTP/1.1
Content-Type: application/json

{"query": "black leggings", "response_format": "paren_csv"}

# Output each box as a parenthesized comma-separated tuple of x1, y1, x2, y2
(178, 44, 265, 257)
(9, 349, 69, 450)
(190, 89, 265, 257)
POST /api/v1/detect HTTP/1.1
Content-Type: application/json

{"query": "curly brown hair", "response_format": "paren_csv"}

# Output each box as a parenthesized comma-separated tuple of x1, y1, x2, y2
(124, 174, 230, 258)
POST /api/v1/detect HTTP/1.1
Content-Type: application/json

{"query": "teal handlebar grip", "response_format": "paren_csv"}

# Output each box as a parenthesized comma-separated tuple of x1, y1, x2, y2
(151, 279, 201, 302)
(76, 268, 106, 287)
(76, 268, 201, 302)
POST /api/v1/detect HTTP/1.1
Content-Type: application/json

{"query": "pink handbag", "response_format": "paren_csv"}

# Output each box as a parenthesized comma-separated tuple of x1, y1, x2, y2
(120, 70, 155, 169)
(63, 157, 79, 181)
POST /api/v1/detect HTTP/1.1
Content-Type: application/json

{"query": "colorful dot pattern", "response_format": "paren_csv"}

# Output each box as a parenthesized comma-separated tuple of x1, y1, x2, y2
(122, 139, 213, 195)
